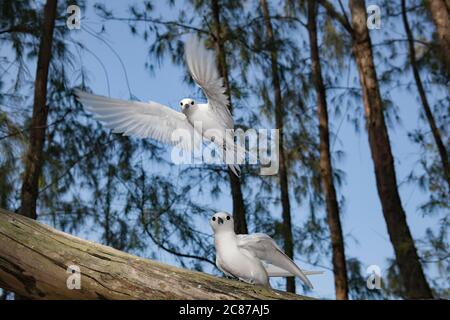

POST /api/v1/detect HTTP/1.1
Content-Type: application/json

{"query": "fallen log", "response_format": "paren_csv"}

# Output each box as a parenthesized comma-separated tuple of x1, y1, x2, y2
(0, 208, 309, 300)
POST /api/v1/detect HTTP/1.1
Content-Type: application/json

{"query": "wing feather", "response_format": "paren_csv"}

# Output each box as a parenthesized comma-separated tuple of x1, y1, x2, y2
(184, 36, 233, 129)
(263, 263, 324, 277)
(237, 233, 315, 288)
(75, 90, 197, 151)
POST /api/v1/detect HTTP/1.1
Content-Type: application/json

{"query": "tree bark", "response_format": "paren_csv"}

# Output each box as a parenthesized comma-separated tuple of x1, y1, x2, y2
(0, 208, 308, 300)
(401, 0, 450, 189)
(307, 0, 349, 300)
(19, 0, 58, 219)
(347, 0, 432, 299)
(425, 0, 450, 76)
(210, 0, 248, 235)
(259, 0, 295, 293)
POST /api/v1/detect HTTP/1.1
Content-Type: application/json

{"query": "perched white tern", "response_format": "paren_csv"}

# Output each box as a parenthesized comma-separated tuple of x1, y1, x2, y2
(210, 212, 322, 289)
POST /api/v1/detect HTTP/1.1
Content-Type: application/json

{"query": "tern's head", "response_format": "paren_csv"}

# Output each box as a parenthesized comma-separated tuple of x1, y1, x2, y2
(210, 212, 234, 233)
(180, 98, 196, 111)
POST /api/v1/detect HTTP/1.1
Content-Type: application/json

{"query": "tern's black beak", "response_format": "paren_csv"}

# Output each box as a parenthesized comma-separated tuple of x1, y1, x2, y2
(218, 217, 224, 225)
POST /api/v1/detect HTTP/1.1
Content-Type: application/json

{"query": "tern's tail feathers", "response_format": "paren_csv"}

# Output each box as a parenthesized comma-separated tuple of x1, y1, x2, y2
(265, 263, 324, 278)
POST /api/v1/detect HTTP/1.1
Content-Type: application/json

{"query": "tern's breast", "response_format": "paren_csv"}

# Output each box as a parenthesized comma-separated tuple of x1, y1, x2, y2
(188, 106, 226, 141)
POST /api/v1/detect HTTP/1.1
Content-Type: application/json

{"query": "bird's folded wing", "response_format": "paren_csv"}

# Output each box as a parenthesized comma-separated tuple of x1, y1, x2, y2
(75, 90, 198, 151)
(237, 233, 314, 289)
(263, 263, 324, 277)
(184, 36, 233, 130)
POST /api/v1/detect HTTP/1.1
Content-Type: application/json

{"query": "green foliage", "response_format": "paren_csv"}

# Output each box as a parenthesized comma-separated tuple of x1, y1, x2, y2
(0, 0, 448, 299)
(346, 258, 384, 300)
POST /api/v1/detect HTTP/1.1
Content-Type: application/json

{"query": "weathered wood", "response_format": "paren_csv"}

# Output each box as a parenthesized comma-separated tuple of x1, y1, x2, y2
(0, 208, 309, 300)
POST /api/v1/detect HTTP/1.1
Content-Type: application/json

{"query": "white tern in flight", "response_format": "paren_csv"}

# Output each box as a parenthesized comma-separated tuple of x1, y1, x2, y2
(75, 36, 246, 175)
(210, 212, 322, 289)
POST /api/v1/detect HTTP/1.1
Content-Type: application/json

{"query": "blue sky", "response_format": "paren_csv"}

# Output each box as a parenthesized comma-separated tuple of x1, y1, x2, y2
(32, 0, 444, 298)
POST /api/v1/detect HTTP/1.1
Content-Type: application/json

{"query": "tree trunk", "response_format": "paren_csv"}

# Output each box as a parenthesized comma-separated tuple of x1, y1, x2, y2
(210, 0, 248, 235)
(19, 0, 57, 219)
(401, 0, 450, 189)
(426, 0, 450, 76)
(0, 208, 308, 300)
(307, 0, 349, 300)
(259, 0, 295, 293)
(348, 0, 432, 299)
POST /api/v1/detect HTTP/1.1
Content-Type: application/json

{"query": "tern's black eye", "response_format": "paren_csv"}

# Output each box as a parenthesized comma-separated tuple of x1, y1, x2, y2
(226, 216, 231, 220)
(212, 217, 216, 221)
(191, 101, 194, 105)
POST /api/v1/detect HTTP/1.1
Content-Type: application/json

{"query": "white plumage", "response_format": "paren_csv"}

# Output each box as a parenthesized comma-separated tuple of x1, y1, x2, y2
(75, 91, 196, 151)
(184, 36, 233, 130)
(75, 36, 243, 175)
(210, 212, 322, 289)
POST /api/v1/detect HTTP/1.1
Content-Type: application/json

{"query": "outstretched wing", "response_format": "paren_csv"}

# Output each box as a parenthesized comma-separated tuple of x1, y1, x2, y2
(75, 90, 197, 151)
(184, 36, 233, 130)
(237, 233, 314, 289)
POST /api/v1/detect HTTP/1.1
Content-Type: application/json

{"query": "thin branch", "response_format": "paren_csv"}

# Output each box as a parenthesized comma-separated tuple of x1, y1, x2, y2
(82, 24, 133, 98)
(112, 171, 217, 268)
(235, 15, 307, 29)
(70, 40, 111, 97)
(0, 25, 33, 35)
(38, 137, 117, 194)
(317, 0, 353, 34)
(97, 15, 210, 37)
(372, 38, 434, 48)
(337, 0, 352, 29)
(0, 108, 72, 142)
(140, 210, 216, 267)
